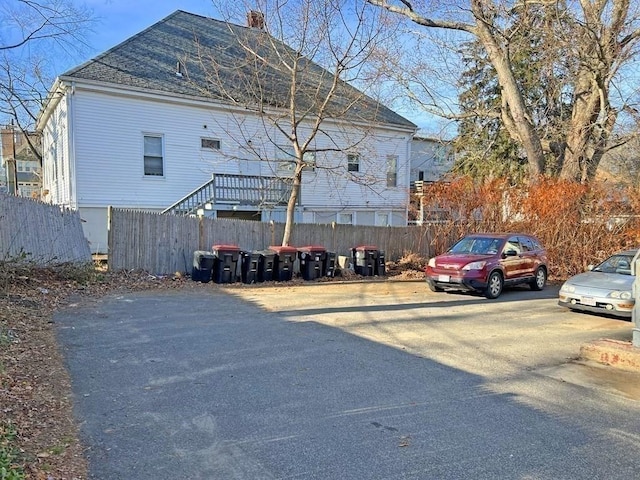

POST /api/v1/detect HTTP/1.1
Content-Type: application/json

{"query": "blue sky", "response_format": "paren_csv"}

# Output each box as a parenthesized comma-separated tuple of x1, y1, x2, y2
(84, 0, 219, 55)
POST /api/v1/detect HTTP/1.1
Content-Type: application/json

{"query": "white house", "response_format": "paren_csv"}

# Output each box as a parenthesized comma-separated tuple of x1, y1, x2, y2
(36, 11, 416, 253)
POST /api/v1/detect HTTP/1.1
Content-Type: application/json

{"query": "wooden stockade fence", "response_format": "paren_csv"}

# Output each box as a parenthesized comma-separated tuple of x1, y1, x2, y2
(108, 207, 438, 275)
(0, 192, 92, 264)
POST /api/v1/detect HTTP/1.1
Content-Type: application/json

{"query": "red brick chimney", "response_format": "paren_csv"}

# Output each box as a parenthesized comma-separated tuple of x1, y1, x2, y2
(247, 10, 265, 29)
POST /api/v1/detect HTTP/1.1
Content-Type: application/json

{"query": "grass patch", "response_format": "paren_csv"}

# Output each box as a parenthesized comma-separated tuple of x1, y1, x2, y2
(0, 422, 25, 480)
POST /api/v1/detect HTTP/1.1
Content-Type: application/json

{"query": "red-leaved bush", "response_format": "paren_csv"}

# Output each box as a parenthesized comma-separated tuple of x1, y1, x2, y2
(419, 176, 640, 280)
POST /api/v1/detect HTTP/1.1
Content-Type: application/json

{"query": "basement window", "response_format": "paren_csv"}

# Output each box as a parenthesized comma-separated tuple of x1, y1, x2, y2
(201, 138, 221, 150)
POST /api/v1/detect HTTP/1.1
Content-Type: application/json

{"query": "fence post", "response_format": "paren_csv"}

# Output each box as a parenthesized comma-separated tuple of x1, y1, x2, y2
(198, 214, 205, 251)
(270, 220, 275, 246)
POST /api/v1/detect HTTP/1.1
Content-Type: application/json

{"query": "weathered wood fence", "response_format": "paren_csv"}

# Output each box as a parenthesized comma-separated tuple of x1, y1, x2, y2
(108, 208, 439, 275)
(0, 192, 92, 264)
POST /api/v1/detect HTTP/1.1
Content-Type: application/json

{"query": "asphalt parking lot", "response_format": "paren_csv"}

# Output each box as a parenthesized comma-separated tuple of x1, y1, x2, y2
(55, 279, 640, 479)
(232, 280, 638, 392)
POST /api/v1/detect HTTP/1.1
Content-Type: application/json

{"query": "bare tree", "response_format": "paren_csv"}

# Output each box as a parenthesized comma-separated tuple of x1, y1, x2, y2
(190, 0, 399, 245)
(1, 0, 93, 147)
(368, 0, 640, 183)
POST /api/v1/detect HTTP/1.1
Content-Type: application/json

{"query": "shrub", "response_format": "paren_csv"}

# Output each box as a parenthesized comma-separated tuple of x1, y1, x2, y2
(420, 176, 640, 279)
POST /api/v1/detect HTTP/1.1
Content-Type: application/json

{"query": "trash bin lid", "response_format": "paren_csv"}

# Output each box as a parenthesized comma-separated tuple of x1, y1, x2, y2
(194, 250, 216, 259)
(268, 245, 298, 254)
(297, 245, 326, 253)
(212, 244, 241, 252)
(354, 245, 378, 251)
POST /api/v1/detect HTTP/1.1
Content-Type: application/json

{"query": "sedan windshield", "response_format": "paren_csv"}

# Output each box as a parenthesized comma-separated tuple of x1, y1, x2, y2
(449, 237, 502, 255)
(593, 254, 635, 275)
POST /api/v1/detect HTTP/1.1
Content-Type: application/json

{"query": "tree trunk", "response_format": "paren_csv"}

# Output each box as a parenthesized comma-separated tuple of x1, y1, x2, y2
(281, 168, 302, 246)
(471, 0, 545, 179)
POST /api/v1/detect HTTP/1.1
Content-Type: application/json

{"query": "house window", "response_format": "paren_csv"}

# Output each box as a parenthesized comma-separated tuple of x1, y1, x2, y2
(276, 145, 295, 177)
(302, 151, 316, 171)
(347, 153, 359, 172)
(201, 138, 221, 150)
(376, 213, 389, 226)
(277, 145, 315, 174)
(386, 155, 398, 187)
(143, 135, 164, 176)
(338, 213, 353, 224)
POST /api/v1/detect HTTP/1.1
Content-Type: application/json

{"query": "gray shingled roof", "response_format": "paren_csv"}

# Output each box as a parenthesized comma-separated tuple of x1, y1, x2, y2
(62, 10, 415, 129)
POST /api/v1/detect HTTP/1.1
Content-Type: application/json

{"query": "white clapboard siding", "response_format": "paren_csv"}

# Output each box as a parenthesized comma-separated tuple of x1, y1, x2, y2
(67, 88, 411, 210)
(41, 97, 71, 206)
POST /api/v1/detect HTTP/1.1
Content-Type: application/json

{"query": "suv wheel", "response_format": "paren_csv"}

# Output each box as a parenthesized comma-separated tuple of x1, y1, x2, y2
(530, 267, 547, 291)
(484, 271, 503, 299)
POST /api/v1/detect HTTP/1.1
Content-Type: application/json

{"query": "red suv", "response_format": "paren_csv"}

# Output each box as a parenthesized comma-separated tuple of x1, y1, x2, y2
(425, 233, 548, 299)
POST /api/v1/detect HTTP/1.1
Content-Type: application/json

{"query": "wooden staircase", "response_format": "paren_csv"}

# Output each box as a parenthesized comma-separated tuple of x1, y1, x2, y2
(162, 173, 294, 216)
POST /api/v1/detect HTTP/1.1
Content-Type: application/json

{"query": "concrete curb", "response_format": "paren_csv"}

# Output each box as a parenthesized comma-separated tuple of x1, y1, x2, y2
(580, 339, 640, 372)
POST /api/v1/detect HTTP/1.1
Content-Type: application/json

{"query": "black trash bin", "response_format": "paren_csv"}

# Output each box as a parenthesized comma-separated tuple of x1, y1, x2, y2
(298, 245, 326, 280)
(352, 245, 378, 276)
(324, 251, 337, 277)
(256, 249, 276, 282)
(375, 250, 386, 276)
(192, 250, 215, 283)
(269, 245, 298, 281)
(240, 251, 262, 284)
(211, 244, 241, 284)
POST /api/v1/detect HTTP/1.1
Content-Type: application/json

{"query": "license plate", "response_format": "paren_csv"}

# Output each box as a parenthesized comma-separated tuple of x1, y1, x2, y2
(581, 296, 596, 306)
(438, 275, 450, 282)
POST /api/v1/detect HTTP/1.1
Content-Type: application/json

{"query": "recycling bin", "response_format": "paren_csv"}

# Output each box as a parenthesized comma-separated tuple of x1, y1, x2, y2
(375, 250, 386, 276)
(324, 251, 337, 277)
(211, 244, 241, 284)
(269, 245, 298, 281)
(352, 245, 378, 276)
(240, 251, 262, 284)
(256, 249, 276, 282)
(192, 250, 215, 283)
(298, 245, 326, 281)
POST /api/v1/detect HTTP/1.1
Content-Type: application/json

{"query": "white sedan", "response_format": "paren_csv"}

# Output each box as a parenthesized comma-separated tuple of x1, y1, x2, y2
(558, 249, 637, 319)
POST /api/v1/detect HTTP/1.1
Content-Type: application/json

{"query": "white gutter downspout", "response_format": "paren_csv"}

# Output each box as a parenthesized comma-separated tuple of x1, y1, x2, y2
(68, 82, 78, 209)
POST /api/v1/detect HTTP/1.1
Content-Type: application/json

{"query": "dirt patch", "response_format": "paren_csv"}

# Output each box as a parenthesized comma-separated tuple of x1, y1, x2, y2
(0, 262, 423, 479)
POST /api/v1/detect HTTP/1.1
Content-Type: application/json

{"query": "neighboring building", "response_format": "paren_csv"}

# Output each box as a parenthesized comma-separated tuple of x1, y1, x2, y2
(36, 10, 416, 253)
(409, 136, 454, 225)
(0, 126, 41, 198)
(410, 136, 453, 185)
(0, 153, 5, 192)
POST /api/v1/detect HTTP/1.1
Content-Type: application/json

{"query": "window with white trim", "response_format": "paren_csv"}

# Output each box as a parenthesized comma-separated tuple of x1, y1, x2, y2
(275, 146, 295, 177)
(376, 213, 390, 226)
(347, 153, 360, 172)
(276, 145, 316, 175)
(143, 135, 164, 176)
(386, 155, 398, 187)
(201, 138, 221, 150)
(338, 213, 353, 224)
